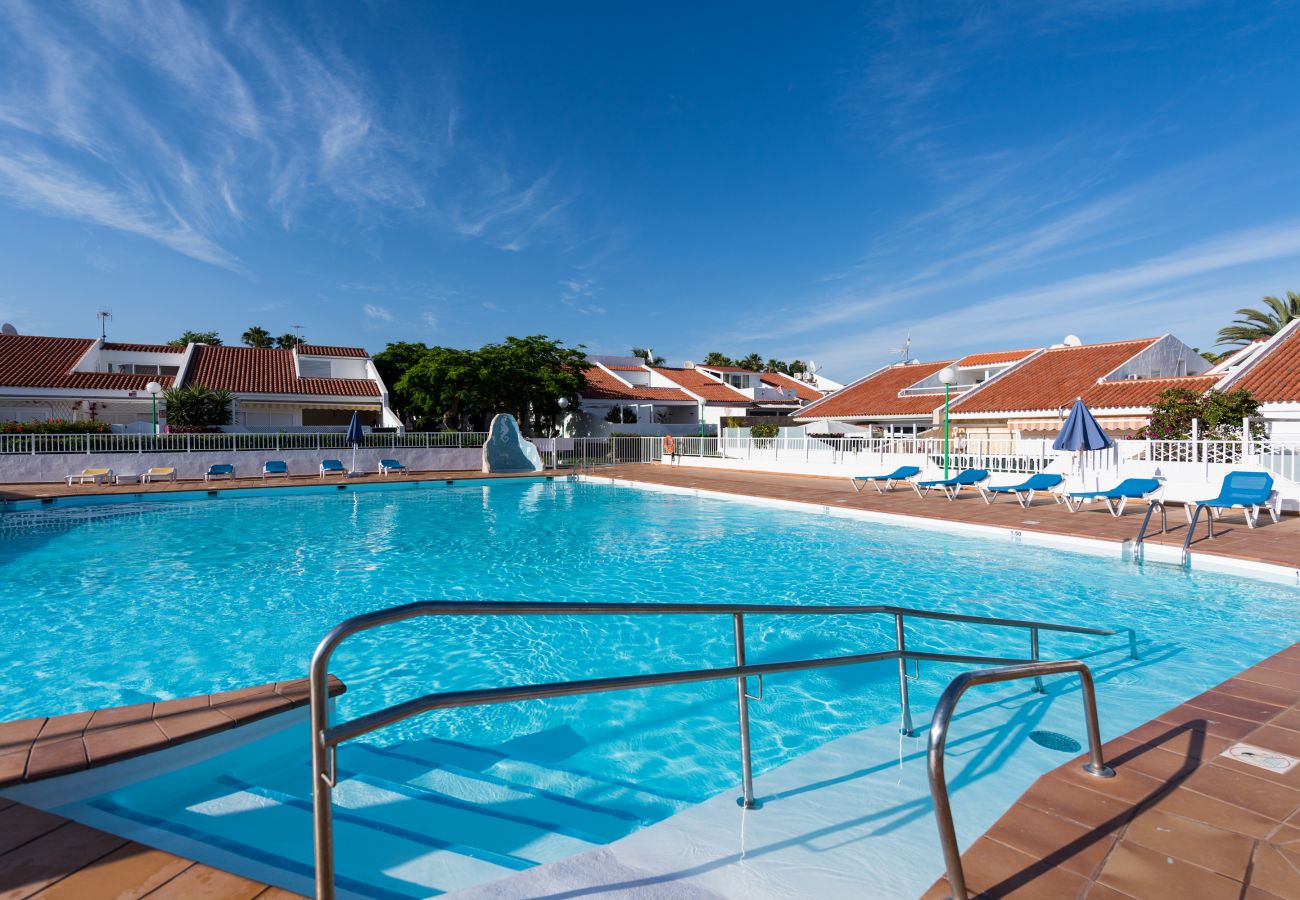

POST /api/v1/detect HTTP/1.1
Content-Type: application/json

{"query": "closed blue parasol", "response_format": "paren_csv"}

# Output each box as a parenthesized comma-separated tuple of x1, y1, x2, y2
(345, 411, 363, 474)
(1053, 397, 1114, 452)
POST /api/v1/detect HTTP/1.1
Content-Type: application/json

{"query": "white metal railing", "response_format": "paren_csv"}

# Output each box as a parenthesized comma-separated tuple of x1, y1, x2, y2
(685, 435, 1058, 474)
(0, 431, 490, 455)
(1125, 438, 1300, 484)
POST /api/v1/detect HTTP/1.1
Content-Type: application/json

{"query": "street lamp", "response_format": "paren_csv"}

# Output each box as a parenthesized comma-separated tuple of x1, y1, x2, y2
(556, 396, 569, 437)
(146, 381, 163, 436)
(937, 367, 956, 478)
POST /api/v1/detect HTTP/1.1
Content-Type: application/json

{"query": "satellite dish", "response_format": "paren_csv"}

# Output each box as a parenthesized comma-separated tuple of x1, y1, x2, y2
(1063, 334, 1082, 347)
(683, 360, 695, 369)
(808, 359, 817, 376)
(1, 323, 16, 336)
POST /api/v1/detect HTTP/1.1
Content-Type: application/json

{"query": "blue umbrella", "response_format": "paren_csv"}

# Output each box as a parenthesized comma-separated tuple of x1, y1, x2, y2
(345, 411, 363, 474)
(1052, 398, 1114, 452)
(1053, 397, 1113, 486)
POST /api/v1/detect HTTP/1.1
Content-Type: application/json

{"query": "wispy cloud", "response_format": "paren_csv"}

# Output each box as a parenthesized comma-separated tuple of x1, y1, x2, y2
(362, 303, 394, 323)
(0, 0, 571, 269)
(559, 276, 605, 314)
(805, 219, 1300, 373)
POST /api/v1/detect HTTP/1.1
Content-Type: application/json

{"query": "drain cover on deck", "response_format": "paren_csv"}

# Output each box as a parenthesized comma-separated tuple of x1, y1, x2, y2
(1222, 743, 1298, 773)
(1029, 730, 1082, 753)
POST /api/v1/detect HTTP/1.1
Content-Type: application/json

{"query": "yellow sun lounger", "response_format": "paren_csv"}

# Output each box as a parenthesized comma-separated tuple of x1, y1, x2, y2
(142, 467, 176, 483)
(66, 468, 112, 486)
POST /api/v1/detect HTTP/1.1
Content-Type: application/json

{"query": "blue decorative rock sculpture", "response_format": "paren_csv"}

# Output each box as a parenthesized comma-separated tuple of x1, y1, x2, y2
(482, 413, 543, 473)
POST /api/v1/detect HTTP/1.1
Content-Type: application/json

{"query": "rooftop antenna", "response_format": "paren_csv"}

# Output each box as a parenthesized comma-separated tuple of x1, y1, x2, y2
(888, 333, 912, 363)
(97, 308, 112, 341)
(292, 324, 304, 345)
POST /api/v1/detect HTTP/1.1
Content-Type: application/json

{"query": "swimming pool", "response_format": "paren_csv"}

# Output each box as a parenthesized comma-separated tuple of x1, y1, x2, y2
(1, 478, 1297, 897)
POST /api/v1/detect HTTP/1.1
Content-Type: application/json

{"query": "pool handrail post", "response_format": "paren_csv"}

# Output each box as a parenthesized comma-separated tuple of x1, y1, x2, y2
(1030, 627, 1043, 693)
(895, 613, 913, 736)
(733, 612, 759, 809)
(927, 659, 1114, 900)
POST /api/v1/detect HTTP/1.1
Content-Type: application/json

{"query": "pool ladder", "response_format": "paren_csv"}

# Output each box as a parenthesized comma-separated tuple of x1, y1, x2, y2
(307, 601, 1139, 900)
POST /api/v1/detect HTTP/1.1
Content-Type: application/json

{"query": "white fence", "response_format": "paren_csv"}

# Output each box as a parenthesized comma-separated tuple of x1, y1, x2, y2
(0, 431, 489, 455)
(662, 434, 1300, 507)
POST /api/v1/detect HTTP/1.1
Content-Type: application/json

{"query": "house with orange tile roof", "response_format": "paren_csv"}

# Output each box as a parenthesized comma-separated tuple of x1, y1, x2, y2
(1213, 318, 1300, 441)
(792, 348, 1037, 434)
(577, 356, 837, 435)
(0, 331, 397, 430)
(947, 335, 1213, 440)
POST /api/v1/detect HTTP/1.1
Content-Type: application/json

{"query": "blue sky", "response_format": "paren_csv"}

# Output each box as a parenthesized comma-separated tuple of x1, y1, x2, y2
(1, 2, 1299, 379)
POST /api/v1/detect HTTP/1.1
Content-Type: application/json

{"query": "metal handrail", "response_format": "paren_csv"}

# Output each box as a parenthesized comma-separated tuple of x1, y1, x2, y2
(1134, 498, 1167, 554)
(927, 660, 1114, 900)
(309, 601, 1132, 899)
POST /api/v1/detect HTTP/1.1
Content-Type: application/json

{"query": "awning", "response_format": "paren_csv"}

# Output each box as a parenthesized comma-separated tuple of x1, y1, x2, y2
(1010, 417, 1147, 434)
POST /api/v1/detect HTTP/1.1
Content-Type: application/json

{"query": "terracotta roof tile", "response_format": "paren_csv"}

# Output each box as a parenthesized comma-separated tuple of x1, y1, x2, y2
(101, 342, 185, 354)
(581, 367, 693, 402)
(298, 344, 369, 358)
(760, 371, 822, 402)
(1230, 325, 1300, 403)
(951, 339, 1159, 414)
(0, 335, 176, 392)
(956, 348, 1037, 368)
(697, 364, 754, 373)
(652, 367, 750, 404)
(794, 360, 955, 419)
(604, 364, 648, 372)
(186, 345, 380, 397)
(1082, 375, 1219, 410)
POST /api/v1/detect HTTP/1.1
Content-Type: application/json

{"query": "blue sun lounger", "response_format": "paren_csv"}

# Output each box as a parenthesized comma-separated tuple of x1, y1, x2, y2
(204, 463, 234, 482)
(319, 459, 346, 478)
(913, 468, 989, 500)
(262, 460, 289, 479)
(379, 458, 407, 476)
(1185, 471, 1278, 536)
(978, 473, 1064, 508)
(1063, 477, 1162, 517)
(850, 465, 920, 494)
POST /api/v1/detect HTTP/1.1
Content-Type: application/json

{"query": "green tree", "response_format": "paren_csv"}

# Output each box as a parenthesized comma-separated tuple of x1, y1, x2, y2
(274, 333, 305, 349)
(1139, 387, 1261, 440)
(396, 346, 480, 430)
(168, 330, 221, 347)
(631, 347, 665, 366)
(702, 352, 734, 367)
(1216, 292, 1300, 347)
(373, 341, 431, 421)
(789, 359, 806, 375)
(241, 326, 273, 349)
(161, 385, 233, 430)
(763, 358, 790, 374)
(737, 352, 764, 371)
(475, 335, 589, 434)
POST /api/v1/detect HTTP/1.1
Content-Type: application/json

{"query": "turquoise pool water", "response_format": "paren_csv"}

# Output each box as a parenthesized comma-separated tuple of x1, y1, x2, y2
(1, 479, 1297, 896)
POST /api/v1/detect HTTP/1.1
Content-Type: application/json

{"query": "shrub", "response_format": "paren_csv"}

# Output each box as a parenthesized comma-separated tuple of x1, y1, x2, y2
(162, 385, 233, 431)
(1138, 387, 1263, 440)
(0, 418, 109, 434)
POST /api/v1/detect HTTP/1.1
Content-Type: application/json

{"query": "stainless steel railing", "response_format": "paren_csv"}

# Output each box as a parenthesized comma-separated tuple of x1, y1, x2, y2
(308, 601, 1133, 899)
(927, 660, 1114, 900)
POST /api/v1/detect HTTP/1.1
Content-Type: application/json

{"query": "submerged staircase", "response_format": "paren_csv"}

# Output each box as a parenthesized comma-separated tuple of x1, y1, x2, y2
(76, 729, 684, 898)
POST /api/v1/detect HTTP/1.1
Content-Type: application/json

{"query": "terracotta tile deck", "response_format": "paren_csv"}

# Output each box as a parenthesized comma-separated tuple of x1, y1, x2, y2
(918, 644, 1300, 899)
(0, 797, 301, 898)
(0, 677, 344, 790)
(600, 464, 1300, 571)
(0, 678, 342, 898)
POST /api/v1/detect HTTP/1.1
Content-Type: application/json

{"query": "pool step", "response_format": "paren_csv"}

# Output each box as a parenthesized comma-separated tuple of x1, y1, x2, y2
(66, 731, 674, 899)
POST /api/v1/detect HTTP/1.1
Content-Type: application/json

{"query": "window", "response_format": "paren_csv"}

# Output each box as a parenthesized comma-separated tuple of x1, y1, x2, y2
(299, 358, 332, 378)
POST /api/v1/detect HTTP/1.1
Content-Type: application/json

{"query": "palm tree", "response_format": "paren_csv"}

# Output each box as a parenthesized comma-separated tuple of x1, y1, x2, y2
(241, 326, 272, 349)
(1217, 292, 1300, 347)
(275, 333, 305, 349)
(737, 352, 764, 371)
(702, 352, 733, 367)
(631, 347, 665, 366)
